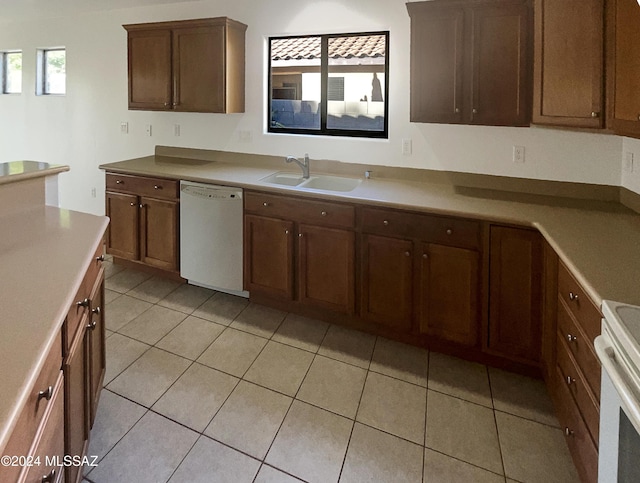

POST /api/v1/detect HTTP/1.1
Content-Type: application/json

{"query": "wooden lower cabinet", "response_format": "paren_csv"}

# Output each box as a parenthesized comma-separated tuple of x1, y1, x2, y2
(87, 273, 105, 428)
(105, 173, 179, 274)
(419, 243, 480, 346)
(488, 225, 543, 363)
(243, 214, 294, 300)
(360, 234, 413, 330)
(298, 224, 355, 314)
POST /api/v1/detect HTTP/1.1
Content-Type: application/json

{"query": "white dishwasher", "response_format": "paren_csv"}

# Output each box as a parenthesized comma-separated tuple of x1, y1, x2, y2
(180, 181, 248, 297)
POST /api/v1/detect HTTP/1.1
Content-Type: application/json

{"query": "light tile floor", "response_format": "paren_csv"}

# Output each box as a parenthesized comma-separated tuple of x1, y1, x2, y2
(83, 258, 580, 483)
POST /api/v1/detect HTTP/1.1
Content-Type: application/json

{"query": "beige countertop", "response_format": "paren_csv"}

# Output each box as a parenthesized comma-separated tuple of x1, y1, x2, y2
(101, 153, 640, 309)
(0, 161, 69, 185)
(0, 205, 109, 454)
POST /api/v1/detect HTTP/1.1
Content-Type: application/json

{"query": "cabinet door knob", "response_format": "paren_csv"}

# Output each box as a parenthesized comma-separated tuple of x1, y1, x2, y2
(164, 102, 169, 107)
(96, 255, 105, 262)
(422, 253, 428, 259)
(298, 233, 303, 238)
(591, 111, 599, 118)
(154, 185, 162, 190)
(568, 292, 579, 302)
(139, 203, 144, 209)
(566, 375, 575, 386)
(116, 180, 123, 184)
(564, 427, 574, 437)
(404, 251, 411, 257)
(472, 108, 478, 114)
(637, 114, 640, 122)
(41, 468, 56, 483)
(321, 211, 327, 216)
(455, 108, 460, 113)
(285, 230, 289, 234)
(87, 320, 97, 331)
(92, 306, 101, 315)
(263, 202, 269, 207)
(446, 229, 452, 235)
(383, 220, 389, 226)
(38, 386, 53, 401)
(130, 202, 135, 207)
(76, 298, 90, 308)
(567, 333, 577, 343)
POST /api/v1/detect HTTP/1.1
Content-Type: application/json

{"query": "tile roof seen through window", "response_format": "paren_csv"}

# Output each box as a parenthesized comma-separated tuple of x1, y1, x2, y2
(271, 35, 386, 61)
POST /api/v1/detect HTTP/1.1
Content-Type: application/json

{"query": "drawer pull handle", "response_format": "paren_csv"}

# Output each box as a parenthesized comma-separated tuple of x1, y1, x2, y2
(566, 375, 575, 386)
(383, 220, 389, 226)
(154, 185, 162, 190)
(92, 306, 101, 315)
(564, 427, 574, 437)
(404, 251, 411, 257)
(96, 255, 105, 262)
(446, 229, 452, 235)
(87, 320, 97, 331)
(116, 180, 123, 184)
(263, 202, 269, 207)
(569, 292, 579, 302)
(41, 468, 56, 483)
(321, 211, 327, 216)
(38, 386, 53, 401)
(76, 298, 90, 308)
(567, 334, 577, 343)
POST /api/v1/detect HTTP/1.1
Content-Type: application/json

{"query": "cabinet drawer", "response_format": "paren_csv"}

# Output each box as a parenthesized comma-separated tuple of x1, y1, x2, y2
(557, 298, 601, 400)
(558, 262, 601, 345)
(0, 334, 62, 483)
(554, 365, 598, 483)
(245, 191, 355, 228)
(359, 207, 480, 249)
(556, 334, 600, 446)
(18, 373, 65, 483)
(106, 173, 179, 200)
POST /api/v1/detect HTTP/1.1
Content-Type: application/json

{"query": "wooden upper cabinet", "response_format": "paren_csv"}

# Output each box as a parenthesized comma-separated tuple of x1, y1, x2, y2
(408, 5, 465, 123)
(608, 0, 640, 138)
(407, 0, 531, 127)
(472, 3, 530, 126)
(124, 17, 247, 113)
(533, 0, 604, 128)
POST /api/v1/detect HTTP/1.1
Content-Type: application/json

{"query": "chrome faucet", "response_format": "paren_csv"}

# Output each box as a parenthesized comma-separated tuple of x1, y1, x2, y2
(286, 153, 310, 179)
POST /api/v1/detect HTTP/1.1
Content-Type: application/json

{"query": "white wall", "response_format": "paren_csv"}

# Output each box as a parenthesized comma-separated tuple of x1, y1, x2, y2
(0, 0, 627, 215)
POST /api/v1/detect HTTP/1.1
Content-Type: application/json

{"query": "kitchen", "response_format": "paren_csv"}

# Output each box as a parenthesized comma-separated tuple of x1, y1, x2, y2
(1, 0, 640, 482)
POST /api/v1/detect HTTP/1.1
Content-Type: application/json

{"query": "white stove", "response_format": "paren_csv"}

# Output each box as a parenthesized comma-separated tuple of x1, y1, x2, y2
(595, 300, 640, 482)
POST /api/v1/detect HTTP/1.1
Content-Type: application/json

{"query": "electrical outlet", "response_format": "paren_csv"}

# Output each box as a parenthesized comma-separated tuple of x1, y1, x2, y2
(513, 145, 525, 164)
(174, 124, 181, 137)
(120, 122, 128, 134)
(145, 124, 152, 137)
(91, 187, 96, 198)
(625, 152, 634, 173)
(402, 139, 412, 156)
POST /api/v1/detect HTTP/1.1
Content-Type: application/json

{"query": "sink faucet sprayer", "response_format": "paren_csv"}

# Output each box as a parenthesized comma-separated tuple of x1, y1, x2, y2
(286, 153, 310, 179)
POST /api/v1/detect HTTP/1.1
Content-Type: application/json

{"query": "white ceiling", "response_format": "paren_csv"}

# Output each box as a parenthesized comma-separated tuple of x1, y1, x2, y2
(0, 0, 197, 22)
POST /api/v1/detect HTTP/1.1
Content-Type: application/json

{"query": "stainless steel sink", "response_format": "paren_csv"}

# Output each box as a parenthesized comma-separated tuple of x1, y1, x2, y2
(261, 172, 362, 192)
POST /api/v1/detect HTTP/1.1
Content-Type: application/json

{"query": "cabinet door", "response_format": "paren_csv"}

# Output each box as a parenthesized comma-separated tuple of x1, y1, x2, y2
(533, 0, 604, 128)
(419, 243, 480, 347)
(127, 29, 172, 110)
(139, 197, 179, 271)
(88, 272, 105, 429)
(609, 0, 640, 137)
(488, 226, 543, 363)
(173, 26, 225, 112)
(298, 224, 355, 314)
(471, 3, 530, 126)
(360, 234, 413, 331)
(408, 4, 465, 123)
(64, 319, 89, 483)
(244, 214, 294, 300)
(105, 192, 139, 261)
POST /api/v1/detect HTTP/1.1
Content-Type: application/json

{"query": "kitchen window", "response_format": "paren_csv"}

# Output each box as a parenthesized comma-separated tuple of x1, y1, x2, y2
(268, 32, 389, 138)
(1, 51, 22, 94)
(37, 48, 66, 95)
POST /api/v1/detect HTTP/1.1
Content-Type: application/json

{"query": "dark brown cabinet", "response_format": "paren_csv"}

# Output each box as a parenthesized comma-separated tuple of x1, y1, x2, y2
(105, 173, 179, 274)
(407, 0, 531, 126)
(533, 0, 604, 128)
(607, 0, 640, 138)
(124, 17, 247, 113)
(358, 207, 482, 347)
(488, 225, 543, 363)
(87, 274, 105, 429)
(243, 191, 356, 314)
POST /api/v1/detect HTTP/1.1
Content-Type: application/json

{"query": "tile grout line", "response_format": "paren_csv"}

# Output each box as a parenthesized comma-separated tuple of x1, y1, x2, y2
(487, 364, 508, 480)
